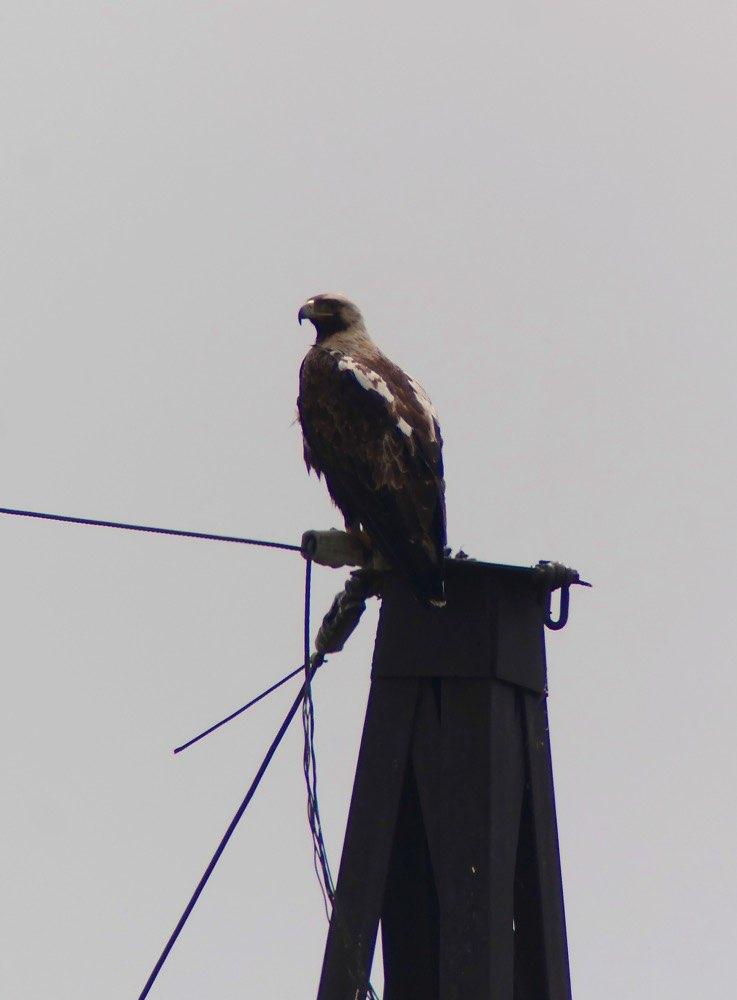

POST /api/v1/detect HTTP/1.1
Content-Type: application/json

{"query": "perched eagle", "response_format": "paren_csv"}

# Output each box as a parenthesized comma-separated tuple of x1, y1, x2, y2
(297, 293, 447, 607)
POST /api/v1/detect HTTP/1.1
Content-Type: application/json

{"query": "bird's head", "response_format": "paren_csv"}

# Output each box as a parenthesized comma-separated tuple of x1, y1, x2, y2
(298, 293, 365, 342)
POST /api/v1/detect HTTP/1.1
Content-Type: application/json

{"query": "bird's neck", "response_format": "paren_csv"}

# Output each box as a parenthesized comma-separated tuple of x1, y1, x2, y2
(317, 325, 378, 359)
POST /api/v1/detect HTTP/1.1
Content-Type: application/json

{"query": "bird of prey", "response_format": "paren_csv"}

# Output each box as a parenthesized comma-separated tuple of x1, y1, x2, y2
(297, 293, 447, 607)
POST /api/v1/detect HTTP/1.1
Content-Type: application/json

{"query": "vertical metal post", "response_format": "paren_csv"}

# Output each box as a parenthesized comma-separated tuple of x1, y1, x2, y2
(316, 559, 573, 1000)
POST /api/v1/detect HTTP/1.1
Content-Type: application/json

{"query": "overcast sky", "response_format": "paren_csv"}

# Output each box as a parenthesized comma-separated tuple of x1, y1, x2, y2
(1, 3, 736, 998)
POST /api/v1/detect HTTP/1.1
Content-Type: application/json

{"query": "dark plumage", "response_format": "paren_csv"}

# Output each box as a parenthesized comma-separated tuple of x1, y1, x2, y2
(297, 293, 447, 607)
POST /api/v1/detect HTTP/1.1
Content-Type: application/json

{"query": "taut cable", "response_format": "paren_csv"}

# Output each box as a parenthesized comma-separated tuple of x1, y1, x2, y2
(0, 506, 300, 552)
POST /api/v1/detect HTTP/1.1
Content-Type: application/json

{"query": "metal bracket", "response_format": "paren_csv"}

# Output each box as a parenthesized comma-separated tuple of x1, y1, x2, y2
(301, 531, 591, 633)
(534, 560, 592, 631)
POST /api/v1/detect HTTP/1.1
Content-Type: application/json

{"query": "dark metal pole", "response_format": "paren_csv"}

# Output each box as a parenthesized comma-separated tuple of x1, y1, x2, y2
(317, 557, 577, 1000)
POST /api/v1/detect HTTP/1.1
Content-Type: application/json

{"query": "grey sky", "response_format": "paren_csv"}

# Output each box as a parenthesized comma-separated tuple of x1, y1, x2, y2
(1, 2, 735, 997)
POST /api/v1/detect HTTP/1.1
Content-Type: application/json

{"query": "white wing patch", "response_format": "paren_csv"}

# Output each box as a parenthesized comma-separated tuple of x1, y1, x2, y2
(336, 354, 396, 405)
(331, 351, 437, 444)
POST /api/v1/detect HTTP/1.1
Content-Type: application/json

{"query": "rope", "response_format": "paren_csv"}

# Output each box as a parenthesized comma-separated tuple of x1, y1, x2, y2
(0, 506, 300, 552)
(1, 504, 380, 993)
(137, 662, 325, 1000)
(173, 664, 307, 754)
(300, 562, 381, 1000)
(302, 560, 336, 916)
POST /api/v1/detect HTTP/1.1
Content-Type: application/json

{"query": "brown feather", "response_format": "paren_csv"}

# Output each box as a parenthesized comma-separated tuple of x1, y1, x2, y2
(298, 339, 446, 607)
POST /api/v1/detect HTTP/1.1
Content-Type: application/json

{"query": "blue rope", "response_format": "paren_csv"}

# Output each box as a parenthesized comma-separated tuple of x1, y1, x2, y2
(2, 504, 378, 993)
(137, 562, 323, 1000)
(173, 664, 308, 754)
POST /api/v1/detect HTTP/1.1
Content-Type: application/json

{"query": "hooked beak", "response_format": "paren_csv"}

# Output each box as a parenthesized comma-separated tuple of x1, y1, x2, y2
(298, 301, 313, 325)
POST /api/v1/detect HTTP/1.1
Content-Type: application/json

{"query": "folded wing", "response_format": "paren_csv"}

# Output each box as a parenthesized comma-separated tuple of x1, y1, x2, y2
(298, 346, 446, 607)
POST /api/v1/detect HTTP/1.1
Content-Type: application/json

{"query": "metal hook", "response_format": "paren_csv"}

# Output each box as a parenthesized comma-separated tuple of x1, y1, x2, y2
(534, 560, 591, 631)
(545, 585, 570, 630)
